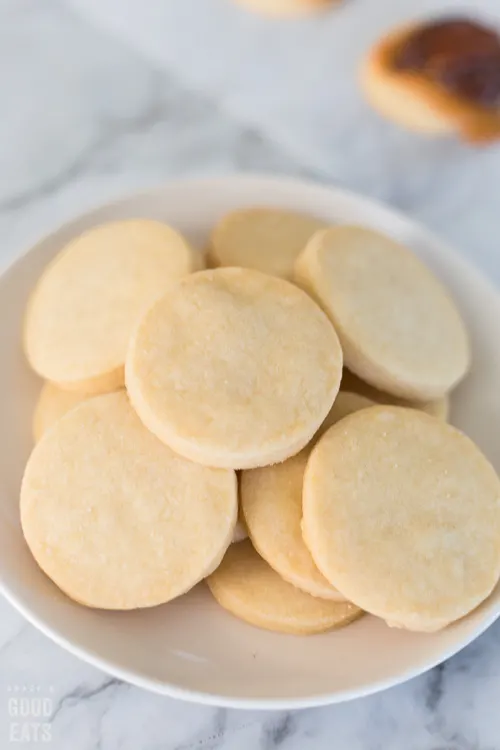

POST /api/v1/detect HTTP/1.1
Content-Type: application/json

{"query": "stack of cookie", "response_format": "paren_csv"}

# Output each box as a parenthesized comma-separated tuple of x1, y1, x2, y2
(20, 209, 500, 636)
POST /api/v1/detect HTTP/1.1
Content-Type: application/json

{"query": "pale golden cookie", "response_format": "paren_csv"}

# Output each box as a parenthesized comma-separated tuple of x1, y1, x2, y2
(33, 382, 93, 442)
(241, 392, 374, 600)
(230, 0, 335, 18)
(24, 220, 203, 394)
(126, 268, 342, 469)
(303, 406, 500, 632)
(294, 226, 470, 400)
(317, 391, 375, 439)
(341, 369, 450, 421)
(21, 392, 237, 610)
(207, 541, 362, 635)
(209, 208, 327, 280)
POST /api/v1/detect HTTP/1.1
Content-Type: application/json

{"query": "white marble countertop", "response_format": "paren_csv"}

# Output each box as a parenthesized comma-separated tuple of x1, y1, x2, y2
(2, 0, 500, 747)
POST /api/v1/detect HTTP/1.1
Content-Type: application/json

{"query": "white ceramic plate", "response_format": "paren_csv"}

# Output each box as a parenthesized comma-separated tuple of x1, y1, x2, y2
(1, 175, 500, 710)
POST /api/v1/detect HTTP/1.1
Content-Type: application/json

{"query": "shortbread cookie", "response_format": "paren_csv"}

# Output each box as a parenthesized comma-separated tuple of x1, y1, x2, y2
(24, 220, 203, 394)
(21, 392, 237, 609)
(209, 208, 327, 280)
(242, 451, 337, 599)
(303, 406, 500, 632)
(341, 369, 450, 421)
(361, 18, 500, 144)
(126, 268, 342, 469)
(207, 541, 362, 635)
(317, 391, 375, 439)
(241, 392, 374, 600)
(294, 226, 470, 400)
(33, 382, 92, 441)
(231, 0, 335, 18)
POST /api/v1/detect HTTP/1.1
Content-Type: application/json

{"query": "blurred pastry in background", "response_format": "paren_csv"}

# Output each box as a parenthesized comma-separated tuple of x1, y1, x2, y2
(361, 17, 500, 143)
(230, 0, 336, 17)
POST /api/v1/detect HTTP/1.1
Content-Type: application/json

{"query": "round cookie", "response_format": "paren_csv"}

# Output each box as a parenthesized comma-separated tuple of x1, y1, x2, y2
(361, 23, 455, 137)
(341, 369, 450, 421)
(302, 406, 500, 632)
(126, 268, 342, 469)
(230, 0, 335, 18)
(33, 382, 94, 442)
(209, 208, 327, 280)
(24, 220, 203, 394)
(294, 226, 470, 400)
(317, 390, 375, 439)
(361, 20, 500, 144)
(21, 391, 237, 609)
(241, 392, 374, 600)
(207, 540, 362, 635)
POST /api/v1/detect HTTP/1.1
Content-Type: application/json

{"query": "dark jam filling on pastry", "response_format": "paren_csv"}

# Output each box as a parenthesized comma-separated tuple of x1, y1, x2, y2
(393, 18, 500, 108)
